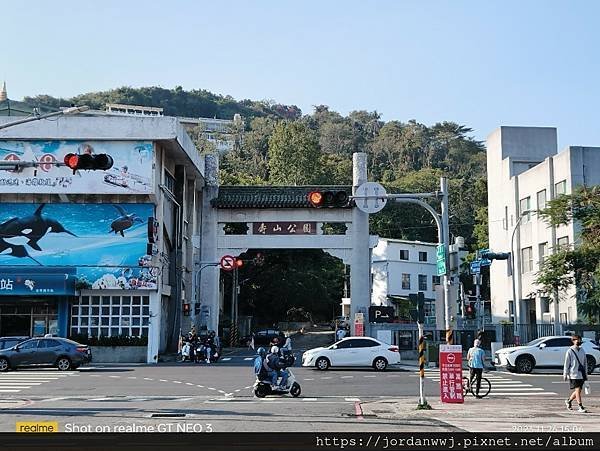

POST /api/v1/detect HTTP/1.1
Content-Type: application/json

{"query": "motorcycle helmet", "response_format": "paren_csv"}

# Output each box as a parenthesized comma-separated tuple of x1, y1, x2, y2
(270, 346, 279, 354)
(257, 347, 267, 358)
(209, 330, 216, 338)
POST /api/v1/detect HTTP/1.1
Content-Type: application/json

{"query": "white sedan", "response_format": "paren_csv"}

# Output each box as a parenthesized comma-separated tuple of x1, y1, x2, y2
(494, 336, 600, 374)
(302, 337, 401, 371)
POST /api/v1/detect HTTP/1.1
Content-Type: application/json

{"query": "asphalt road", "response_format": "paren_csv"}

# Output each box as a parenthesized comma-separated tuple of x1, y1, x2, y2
(0, 344, 597, 432)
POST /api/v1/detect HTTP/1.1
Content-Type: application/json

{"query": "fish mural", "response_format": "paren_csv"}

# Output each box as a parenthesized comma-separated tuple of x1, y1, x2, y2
(0, 203, 156, 290)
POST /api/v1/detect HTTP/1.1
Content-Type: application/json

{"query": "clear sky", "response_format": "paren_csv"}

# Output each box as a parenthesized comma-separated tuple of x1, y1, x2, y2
(3, 1, 599, 147)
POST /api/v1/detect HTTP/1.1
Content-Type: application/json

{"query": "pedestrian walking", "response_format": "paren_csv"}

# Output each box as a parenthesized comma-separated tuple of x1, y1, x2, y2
(467, 339, 486, 398)
(564, 334, 588, 413)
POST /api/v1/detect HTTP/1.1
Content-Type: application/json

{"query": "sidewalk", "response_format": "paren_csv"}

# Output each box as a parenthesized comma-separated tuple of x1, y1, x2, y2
(360, 395, 600, 432)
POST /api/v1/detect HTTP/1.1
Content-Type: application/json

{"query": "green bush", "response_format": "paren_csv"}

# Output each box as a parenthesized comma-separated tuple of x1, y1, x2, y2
(71, 334, 147, 347)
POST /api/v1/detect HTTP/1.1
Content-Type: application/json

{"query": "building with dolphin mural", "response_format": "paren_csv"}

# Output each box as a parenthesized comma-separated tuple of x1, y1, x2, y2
(0, 112, 208, 363)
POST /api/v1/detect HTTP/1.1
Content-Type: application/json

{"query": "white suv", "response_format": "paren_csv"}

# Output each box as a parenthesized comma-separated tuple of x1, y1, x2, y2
(494, 336, 600, 374)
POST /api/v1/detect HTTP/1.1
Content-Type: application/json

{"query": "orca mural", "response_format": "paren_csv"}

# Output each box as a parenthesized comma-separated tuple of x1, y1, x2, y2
(0, 203, 157, 290)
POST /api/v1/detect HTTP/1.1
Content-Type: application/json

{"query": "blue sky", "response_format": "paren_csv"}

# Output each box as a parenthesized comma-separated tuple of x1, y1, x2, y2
(3, 1, 599, 147)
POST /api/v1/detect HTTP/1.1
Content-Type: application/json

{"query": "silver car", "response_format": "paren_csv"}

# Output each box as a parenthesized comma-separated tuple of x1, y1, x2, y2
(0, 337, 92, 371)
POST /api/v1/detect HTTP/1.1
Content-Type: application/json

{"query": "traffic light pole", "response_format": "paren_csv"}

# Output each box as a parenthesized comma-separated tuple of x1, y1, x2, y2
(230, 267, 239, 347)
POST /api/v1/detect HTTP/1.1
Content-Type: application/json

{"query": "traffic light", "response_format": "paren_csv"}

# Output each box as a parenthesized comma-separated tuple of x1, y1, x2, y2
(64, 153, 114, 173)
(183, 303, 191, 316)
(409, 292, 426, 323)
(234, 258, 244, 269)
(307, 190, 349, 208)
(465, 303, 476, 319)
(479, 251, 510, 261)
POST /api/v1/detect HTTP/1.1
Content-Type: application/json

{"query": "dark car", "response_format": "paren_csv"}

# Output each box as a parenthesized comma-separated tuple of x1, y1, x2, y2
(243, 329, 285, 347)
(0, 337, 92, 372)
(0, 336, 29, 350)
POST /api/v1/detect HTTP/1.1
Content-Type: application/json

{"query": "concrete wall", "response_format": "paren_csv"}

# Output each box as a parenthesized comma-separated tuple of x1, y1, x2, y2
(91, 346, 147, 363)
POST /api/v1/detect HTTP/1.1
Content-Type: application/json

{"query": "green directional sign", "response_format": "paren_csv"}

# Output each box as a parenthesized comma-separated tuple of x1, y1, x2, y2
(436, 244, 446, 276)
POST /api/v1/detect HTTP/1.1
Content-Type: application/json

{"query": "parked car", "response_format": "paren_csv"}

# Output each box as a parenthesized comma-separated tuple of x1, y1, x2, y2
(242, 329, 285, 348)
(302, 337, 401, 371)
(494, 335, 600, 374)
(0, 336, 29, 350)
(0, 337, 92, 372)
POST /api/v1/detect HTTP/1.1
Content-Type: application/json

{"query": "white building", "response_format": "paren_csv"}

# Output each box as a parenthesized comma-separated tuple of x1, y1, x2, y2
(487, 126, 600, 330)
(371, 239, 441, 326)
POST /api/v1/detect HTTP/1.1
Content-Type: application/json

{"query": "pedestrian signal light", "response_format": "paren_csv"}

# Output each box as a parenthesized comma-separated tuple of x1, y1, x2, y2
(183, 303, 191, 316)
(63, 153, 114, 173)
(307, 190, 349, 208)
(234, 258, 244, 268)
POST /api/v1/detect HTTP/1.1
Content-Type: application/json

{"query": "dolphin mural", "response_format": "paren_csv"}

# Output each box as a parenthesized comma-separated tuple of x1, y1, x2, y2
(109, 205, 144, 237)
(0, 204, 76, 252)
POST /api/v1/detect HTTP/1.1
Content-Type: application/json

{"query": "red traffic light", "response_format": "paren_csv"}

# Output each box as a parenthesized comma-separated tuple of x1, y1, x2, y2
(63, 153, 114, 172)
(234, 258, 244, 268)
(308, 191, 323, 207)
(64, 153, 79, 170)
(307, 190, 349, 208)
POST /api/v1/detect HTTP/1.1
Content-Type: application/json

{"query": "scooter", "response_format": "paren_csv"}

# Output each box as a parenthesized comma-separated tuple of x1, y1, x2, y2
(180, 341, 192, 362)
(253, 369, 301, 398)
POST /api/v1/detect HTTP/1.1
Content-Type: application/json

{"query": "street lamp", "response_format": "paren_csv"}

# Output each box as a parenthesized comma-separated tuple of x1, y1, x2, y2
(0, 105, 90, 131)
(510, 209, 535, 341)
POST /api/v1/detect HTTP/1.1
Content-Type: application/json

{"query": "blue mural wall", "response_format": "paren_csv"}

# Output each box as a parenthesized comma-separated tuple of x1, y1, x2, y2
(0, 203, 157, 292)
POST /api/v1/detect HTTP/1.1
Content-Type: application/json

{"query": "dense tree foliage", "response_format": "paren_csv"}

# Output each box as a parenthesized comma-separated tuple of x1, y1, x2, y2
(24, 86, 488, 324)
(536, 186, 600, 323)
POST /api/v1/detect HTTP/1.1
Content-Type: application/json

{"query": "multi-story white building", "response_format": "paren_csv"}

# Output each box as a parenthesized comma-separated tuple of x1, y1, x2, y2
(487, 126, 600, 331)
(371, 238, 441, 326)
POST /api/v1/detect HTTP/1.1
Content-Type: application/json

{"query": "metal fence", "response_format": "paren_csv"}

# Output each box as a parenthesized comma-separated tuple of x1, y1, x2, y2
(500, 323, 555, 345)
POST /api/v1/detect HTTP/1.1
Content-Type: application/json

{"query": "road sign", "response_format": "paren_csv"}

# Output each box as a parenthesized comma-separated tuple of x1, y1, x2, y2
(219, 255, 236, 271)
(439, 344, 464, 404)
(354, 182, 387, 214)
(470, 260, 481, 275)
(436, 244, 446, 276)
(39, 153, 56, 172)
(478, 248, 491, 266)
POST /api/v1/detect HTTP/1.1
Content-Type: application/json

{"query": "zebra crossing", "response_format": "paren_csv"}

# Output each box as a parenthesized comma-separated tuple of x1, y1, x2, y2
(0, 371, 78, 393)
(423, 369, 557, 396)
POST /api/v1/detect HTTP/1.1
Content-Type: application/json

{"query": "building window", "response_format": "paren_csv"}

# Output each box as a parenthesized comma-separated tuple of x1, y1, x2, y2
(399, 250, 409, 261)
(401, 274, 411, 290)
(557, 236, 569, 250)
(71, 295, 151, 338)
(424, 301, 435, 318)
(521, 247, 533, 273)
(519, 196, 531, 223)
(508, 300, 515, 322)
(560, 312, 568, 324)
(164, 170, 176, 194)
(432, 275, 441, 286)
(418, 274, 427, 291)
(419, 251, 428, 262)
(568, 307, 573, 323)
(538, 242, 548, 267)
(537, 189, 547, 211)
(555, 180, 567, 196)
(541, 297, 550, 314)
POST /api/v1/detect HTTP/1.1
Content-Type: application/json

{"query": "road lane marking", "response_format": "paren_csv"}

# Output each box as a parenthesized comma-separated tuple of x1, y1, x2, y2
(340, 376, 354, 379)
(159, 379, 168, 382)
(244, 358, 253, 361)
(127, 377, 137, 379)
(172, 381, 182, 384)
(345, 398, 361, 402)
(0, 390, 21, 392)
(40, 397, 67, 402)
(175, 397, 196, 402)
(488, 392, 556, 396)
(303, 378, 314, 381)
(109, 376, 121, 378)
(186, 383, 194, 386)
(492, 387, 544, 391)
(222, 358, 232, 361)
(208, 387, 216, 391)
(363, 376, 377, 378)
(197, 385, 204, 388)
(143, 378, 154, 381)
(302, 398, 318, 401)
(321, 377, 332, 380)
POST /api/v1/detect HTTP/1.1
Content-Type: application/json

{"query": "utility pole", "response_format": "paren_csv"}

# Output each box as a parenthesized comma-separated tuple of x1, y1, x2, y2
(441, 178, 453, 345)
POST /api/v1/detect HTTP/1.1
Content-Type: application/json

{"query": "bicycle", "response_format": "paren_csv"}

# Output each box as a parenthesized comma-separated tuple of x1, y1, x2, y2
(462, 372, 491, 398)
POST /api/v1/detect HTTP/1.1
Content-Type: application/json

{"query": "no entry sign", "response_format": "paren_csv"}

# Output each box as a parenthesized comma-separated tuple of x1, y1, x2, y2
(220, 255, 236, 271)
(439, 344, 464, 404)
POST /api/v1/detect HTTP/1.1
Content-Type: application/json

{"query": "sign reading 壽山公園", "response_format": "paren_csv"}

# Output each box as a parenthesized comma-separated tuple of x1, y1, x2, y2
(252, 222, 317, 235)
(0, 141, 153, 194)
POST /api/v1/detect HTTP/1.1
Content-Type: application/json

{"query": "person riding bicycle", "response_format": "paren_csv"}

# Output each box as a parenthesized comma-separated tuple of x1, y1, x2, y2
(467, 339, 486, 399)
